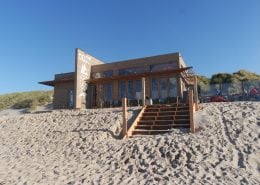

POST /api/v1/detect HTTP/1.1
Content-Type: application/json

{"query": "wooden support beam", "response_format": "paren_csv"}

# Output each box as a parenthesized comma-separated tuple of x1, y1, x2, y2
(193, 76, 199, 111)
(142, 77, 146, 107)
(122, 97, 127, 138)
(189, 88, 195, 133)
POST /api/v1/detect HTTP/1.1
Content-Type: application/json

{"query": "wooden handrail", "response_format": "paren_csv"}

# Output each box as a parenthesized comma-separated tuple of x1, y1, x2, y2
(124, 105, 146, 139)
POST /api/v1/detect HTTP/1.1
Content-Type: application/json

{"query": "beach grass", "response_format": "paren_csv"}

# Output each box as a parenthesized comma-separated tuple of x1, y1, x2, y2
(0, 90, 53, 111)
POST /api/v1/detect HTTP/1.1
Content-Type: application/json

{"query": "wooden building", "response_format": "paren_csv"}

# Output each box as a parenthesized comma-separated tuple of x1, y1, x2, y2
(39, 48, 193, 109)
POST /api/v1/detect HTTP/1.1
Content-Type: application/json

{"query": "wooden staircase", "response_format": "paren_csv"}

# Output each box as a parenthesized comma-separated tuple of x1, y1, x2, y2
(128, 103, 190, 137)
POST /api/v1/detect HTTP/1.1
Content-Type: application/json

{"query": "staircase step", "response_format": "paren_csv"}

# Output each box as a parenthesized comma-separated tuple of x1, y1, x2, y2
(146, 103, 188, 108)
(175, 110, 189, 115)
(131, 129, 173, 135)
(140, 115, 189, 121)
(140, 115, 174, 121)
(175, 119, 190, 124)
(138, 120, 174, 125)
(138, 120, 189, 125)
(135, 124, 190, 130)
(145, 108, 175, 112)
(129, 103, 191, 136)
(143, 112, 158, 116)
(175, 115, 189, 118)
(176, 107, 189, 111)
(144, 109, 189, 113)
(157, 111, 176, 116)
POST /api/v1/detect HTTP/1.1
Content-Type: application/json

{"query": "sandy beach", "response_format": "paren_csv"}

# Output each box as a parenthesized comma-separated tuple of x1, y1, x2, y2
(0, 102, 259, 184)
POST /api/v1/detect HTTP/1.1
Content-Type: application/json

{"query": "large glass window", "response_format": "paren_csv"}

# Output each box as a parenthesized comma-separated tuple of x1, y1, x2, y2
(136, 80, 142, 96)
(92, 70, 113, 78)
(119, 81, 126, 98)
(150, 62, 178, 72)
(118, 67, 146, 76)
(127, 80, 134, 99)
(151, 79, 159, 99)
(100, 84, 105, 101)
(169, 77, 177, 97)
(160, 78, 167, 99)
(100, 83, 112, 102)
(106, 83, 112, 101)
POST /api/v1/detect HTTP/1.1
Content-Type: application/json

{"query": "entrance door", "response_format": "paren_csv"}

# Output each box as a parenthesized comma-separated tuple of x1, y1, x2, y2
(87, 84, 97, 108)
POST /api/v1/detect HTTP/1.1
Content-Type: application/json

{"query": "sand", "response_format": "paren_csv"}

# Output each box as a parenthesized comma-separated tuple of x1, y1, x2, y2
(0, 102, 259, 185)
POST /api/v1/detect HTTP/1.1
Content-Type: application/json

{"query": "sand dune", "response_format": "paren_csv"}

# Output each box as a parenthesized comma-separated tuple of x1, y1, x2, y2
(0, 102, 259, 184)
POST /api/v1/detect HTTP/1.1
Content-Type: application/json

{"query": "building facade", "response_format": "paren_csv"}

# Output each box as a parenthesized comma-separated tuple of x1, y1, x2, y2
(39, 48, 193, 109)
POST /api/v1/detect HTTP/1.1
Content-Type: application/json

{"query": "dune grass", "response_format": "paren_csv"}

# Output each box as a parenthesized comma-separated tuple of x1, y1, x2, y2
(0, 91, 53, 111)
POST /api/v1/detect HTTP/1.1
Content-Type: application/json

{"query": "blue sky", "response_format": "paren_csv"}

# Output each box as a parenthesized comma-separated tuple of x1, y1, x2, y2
(0, 0, 259, 94)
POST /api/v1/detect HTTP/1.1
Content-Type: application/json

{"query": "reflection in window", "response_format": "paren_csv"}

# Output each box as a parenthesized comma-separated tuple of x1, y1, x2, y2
(151, 79, 159, 99)
(103, 71, 113, 77)
(161, 78, 167, 98)
(128, 80, 134, 99)
(169, 78, 177, 97)
(150, 62, 178, 72)
(106, 83, 112, 101)
(100, 84, 104, 101)
(136, 80, 142, 93)
(119, 81, 126, 98)
(92, 70, 113, 78)
(100, 83, 112, 102)
(118, 67, 145, 75)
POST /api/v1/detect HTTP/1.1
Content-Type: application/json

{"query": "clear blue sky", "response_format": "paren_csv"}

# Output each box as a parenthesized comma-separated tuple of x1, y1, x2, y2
(0, 0, 259, 94)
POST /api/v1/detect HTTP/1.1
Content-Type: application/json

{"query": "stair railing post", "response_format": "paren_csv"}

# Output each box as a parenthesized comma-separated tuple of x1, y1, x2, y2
(193, 76, 199, 111)
(122, 97, 128, 138)
(142, 77, 146, 107)
(189, 88, 195, 133)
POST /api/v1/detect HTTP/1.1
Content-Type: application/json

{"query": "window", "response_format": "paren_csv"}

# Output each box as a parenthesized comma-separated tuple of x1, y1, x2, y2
(150, 61, 178, 72)
(160, 78, 167, 98)
(127, 80, 134, 99)
(106, 83, 112, 101)
(118, 67, 146, 76)
(136, 80, 142, 93)
(151, 78, 159, 99)
(169, 78, 177, 97)
(100, 83, 112, 102)
(92, 70, 113, 78)
(119, 81, 126, 98)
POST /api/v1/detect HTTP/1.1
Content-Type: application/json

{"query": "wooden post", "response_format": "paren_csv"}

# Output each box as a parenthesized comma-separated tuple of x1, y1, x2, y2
(122, 97, 128, 138)
(142, 77, 146, 107)
(189, 88, 195, 133)
(193, 76, 199, 111)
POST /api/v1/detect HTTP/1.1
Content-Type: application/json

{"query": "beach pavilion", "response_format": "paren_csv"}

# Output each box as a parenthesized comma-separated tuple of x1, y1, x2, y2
(40, 48, 195, 109)
(40, 48, 198, 136)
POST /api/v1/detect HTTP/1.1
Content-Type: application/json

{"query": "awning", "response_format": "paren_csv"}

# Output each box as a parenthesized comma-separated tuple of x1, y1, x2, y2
(86, 67, 192, 83)
(39, 77, 74, 86)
